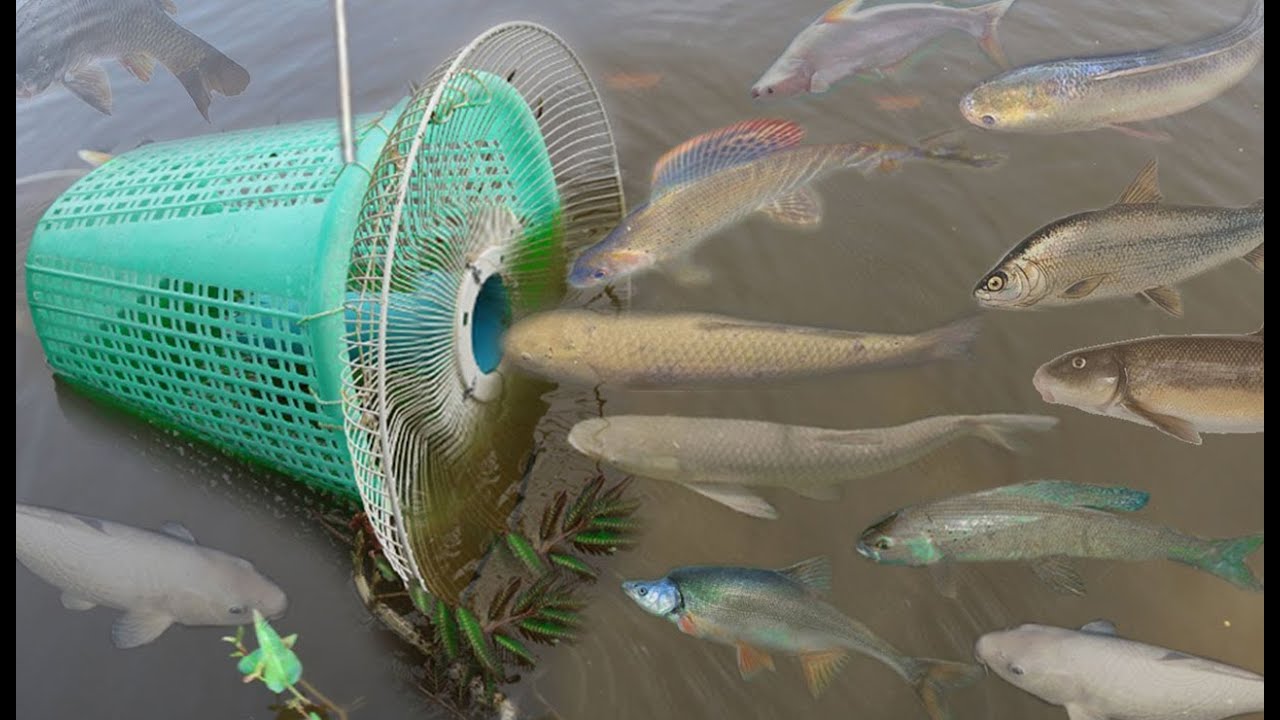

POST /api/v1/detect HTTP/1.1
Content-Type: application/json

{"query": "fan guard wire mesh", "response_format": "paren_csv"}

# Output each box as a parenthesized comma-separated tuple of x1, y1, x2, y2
(342, 22, 625, 595)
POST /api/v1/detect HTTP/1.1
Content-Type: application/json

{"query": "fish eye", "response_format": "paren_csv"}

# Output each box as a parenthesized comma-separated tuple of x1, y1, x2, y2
(874, 537, 893, 551)
(228, 605, 246, 615)
(637, 587, 648, 597)
(592, 269, 607, 280)
(766, 88, 774, 95)
(1009, 664, 1024, 676)
(1072, 356, 1087, 369)
(981, 115, 996, 126)
(985, 272, 1007, 291)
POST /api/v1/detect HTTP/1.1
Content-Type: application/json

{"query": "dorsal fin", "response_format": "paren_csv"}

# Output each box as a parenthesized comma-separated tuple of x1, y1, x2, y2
(161, 522, 197, 543)
(820, 0, 865, 22)
(650, 119, 805, 197)
(976, 480, 1150, 512)
(776, 555, 831, 594)
(1080, 620, 1118, 636)
(1116, 159, 1163, 204)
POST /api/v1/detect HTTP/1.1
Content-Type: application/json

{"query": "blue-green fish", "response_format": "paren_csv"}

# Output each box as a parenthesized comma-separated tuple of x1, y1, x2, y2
(961, 0, 1264, 139)
(622, 557, 982, 719)
(857, 480, 1264, 594)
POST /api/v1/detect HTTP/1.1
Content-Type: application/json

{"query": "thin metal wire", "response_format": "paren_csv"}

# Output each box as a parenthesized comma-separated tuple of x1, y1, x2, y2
(333, 0, 356, 164)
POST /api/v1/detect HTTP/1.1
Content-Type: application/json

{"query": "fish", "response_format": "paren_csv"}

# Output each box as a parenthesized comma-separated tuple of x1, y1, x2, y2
(621, 556, 982, 719)
(503, 310, 981, 389)
(566, 119, 1002, 288)
(856, 480, 1264, 594)
(77, 149, 113, 167)
(15, 503, 288, 648)
(974, 160, 1264, 317)
(568, 413, 1057, 519)
(1033, 329, 1264, 444)
(960, 0, 1264, 139)
(16, 0, 251, 120)
(976, 620, 1265, 720)
(751, 0, 1015, 98)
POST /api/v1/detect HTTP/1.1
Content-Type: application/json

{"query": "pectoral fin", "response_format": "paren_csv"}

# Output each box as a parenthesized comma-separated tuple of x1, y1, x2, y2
(1106, 124, 1172, 143)
(64, 64, 113, 115)
(1059, 275, 1108, 300)
(1030, 556, 1086, 595)
(1065, 704, 1109, 720)
(1080, 620, 1118, 636)
(119, 53, 156, 82)
(662, 260, 714, 287)
(1120, 398, 1202, 444)
(793, 484, 841, 502)
(1243, 242, 1263, 272)
(759, 185, 823, 227)
(161, 522, 197, 543)
(1137, 286, 1182, 317)
(112, 610, 174, 648)
(929, 564, 959, 600)
(60, 591, 96, 611)
(736, 643, 777, 679)
(683, 483, 778, 519)
(799, 649, 849, 697)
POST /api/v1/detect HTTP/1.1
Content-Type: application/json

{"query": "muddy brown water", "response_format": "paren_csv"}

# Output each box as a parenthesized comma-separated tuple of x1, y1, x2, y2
(16, 0, 1262, 718)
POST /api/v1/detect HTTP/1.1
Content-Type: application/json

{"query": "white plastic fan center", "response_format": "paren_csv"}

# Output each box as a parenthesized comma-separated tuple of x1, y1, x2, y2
(454, 244, 505, 403)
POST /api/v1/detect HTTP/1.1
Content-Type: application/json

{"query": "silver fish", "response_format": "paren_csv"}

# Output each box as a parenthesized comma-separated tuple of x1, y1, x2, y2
(569, 413, 1057, 518)
(975, 160, 1263, 317)
(977, 621, 1265, 720)
(16, 503, 288, 648)
(753, 0, 1015, 98)
(961, 0, 1264, 139)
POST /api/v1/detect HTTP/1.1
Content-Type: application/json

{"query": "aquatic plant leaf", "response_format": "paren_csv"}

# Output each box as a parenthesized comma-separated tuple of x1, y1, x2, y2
(374, 556, 397, 582)
(409, 583, 436, 616)
(435, 602, 460, 660)
(592, 498, 642, 518)
(247, 610, 303, 693)
(564, 476, 605, 530)
(572, 530, 633, 554)
(597, 476, 633, 505)
(456, 607, 501, 674)
(549, 552, 598, 580)
(488, 577, 523, 621)
(494, 633, 537, 666)
(588, 515, 642, 531)
(536, 608, 579, 626)
(519, 618, 576, 643)
(506, 532, 547, 573)
(539, 492, 568, 542)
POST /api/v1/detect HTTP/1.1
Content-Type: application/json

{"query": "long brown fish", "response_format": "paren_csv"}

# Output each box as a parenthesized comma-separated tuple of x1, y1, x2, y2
(974, 160, 1264, 317)
(503, 310, 980, 388)
(16, 0, 250, 120)
(1033, 329, 1264, 444)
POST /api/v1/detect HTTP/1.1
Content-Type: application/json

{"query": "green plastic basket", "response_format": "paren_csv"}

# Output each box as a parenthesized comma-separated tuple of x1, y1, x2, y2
(24, 24, 627, 599)
(25, 108, 403, 497)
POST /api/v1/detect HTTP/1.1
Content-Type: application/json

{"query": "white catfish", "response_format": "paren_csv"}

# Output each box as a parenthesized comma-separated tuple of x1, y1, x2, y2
(16, 503, 289, 648)
(976, 621, 1264, 720)
(752, 0, 1016, 98)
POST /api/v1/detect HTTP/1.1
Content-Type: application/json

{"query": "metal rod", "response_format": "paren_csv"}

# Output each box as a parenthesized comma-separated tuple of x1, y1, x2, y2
(333, 0, 355, 164)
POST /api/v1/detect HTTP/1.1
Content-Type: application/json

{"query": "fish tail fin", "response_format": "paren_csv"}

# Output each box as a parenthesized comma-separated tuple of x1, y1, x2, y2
(1243, 241, 1263, 272)
(917, 316, 983, 364)
(904, 657, 985, 720)
(176, 46, 250, 121)
(961, 414, 1059, 453)
(152, 16, 250, 122)
(1187, 533, 1265, 591)
(973, 0, 1017, 69)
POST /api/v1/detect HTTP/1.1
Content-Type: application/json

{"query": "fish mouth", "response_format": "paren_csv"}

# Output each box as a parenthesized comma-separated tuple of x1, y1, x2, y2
(854, 541, 877, 561)
(1031, 368, 1055, 403)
